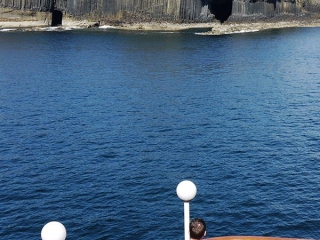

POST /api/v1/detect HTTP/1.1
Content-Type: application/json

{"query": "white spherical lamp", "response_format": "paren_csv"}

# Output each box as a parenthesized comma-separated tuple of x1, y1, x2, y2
(41, 221, 67, 240)
(176, 180, 197, 202)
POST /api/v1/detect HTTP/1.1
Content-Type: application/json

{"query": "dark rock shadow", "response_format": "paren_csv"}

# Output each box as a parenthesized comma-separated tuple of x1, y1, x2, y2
(52, 10, 63, 26)
(202, 0, 233, 23)
(267, 0, 277, 10)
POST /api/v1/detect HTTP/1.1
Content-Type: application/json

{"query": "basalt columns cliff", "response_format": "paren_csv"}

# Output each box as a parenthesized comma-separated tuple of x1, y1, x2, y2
(0, 0, 320, 26)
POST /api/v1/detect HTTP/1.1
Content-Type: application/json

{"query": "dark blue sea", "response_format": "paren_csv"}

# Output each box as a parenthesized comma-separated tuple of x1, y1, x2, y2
(0, 26, 320, 240)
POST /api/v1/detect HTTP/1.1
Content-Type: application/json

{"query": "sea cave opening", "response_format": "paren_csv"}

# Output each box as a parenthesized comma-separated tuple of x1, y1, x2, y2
(207, 0, 233, 23)
(51, 10, 63, 26)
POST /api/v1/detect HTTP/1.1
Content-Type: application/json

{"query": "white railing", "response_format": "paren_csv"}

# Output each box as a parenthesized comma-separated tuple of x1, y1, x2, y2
(176, 180, 197, 240)
(41, 180, 196, 240)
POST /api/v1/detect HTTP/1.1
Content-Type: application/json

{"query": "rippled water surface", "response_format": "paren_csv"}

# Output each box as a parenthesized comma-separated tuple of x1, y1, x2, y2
(1, 27, 320, 240)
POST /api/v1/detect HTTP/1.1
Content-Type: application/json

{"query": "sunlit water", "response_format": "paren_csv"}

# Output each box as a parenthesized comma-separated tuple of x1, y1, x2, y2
(0, 27, 320, 240)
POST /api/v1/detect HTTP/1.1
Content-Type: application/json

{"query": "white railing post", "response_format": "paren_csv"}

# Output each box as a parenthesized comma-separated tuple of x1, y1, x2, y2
(176, 180, 197, 240)
(41, 221, 67, 240)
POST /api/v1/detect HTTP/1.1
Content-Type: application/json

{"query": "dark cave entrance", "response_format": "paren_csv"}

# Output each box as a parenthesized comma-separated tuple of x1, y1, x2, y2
(207, 0, 233, 23)
(51, 10, 62, 26)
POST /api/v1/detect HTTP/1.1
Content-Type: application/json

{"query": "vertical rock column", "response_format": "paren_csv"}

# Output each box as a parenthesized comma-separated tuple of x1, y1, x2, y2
(232, 0, 275, 16)
(232, 0, 300, 17)
(303, 0, 320, 13)
(275, 0, 299, 15)
(109, 0, 183, 21)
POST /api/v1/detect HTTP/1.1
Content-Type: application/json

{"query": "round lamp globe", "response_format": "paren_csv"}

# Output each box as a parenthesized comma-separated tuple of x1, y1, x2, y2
(176, 180, 197, 202)
(41, 221, 67, 240)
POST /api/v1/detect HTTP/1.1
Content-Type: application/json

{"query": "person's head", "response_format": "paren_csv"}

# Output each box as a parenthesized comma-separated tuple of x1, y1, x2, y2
(189, 218, 206, 240)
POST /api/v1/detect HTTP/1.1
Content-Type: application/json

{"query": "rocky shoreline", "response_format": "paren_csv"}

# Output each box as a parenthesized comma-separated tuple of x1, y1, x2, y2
(1, 14, 320, 35)
(104, 17, 320, 35)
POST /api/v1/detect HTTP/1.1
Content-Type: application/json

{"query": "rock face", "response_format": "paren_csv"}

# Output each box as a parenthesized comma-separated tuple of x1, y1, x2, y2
(0, 0, 320, 24)
(305, 0, 320, 12)
(232, 0, 320, 17)
(0, 0, 51, 11)
(232, 0, 298, 17)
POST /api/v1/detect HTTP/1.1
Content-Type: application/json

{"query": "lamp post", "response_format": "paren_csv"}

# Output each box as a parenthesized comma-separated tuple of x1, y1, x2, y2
(41, 221, 67, 240)
(176, 180, 197, 240)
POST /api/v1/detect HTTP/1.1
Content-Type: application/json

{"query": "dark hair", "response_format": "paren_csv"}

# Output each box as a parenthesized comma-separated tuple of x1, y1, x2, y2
(189, 218, 206, 239)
